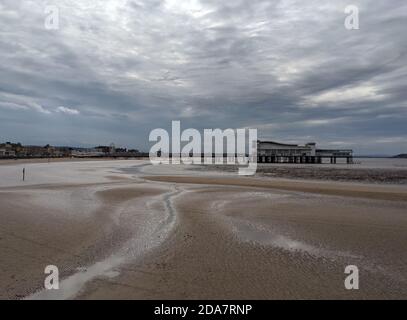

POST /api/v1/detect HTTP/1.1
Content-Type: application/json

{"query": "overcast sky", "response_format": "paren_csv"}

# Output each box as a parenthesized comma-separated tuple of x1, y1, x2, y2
(0, 0, 406, 154)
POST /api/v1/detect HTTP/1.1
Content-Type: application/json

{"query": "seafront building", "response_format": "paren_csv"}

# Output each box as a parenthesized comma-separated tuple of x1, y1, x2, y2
(257, 140, 353, 164)
(0, 141, 145, 159)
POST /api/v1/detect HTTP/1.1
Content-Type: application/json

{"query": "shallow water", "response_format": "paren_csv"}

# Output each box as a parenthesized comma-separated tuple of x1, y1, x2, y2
(256, 157, 407, 169)
(24, 175, 184, 299)
(27, 255, 124, 300)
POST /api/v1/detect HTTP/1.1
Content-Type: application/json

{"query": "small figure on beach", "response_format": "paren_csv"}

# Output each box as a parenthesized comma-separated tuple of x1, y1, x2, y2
(22, 168, 25, 181)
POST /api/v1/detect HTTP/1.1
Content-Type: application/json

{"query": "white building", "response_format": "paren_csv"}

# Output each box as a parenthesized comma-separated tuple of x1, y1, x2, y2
(257, 141, 316, 157)
(0, 148, 16, 157)
(257, 140, 352, 164)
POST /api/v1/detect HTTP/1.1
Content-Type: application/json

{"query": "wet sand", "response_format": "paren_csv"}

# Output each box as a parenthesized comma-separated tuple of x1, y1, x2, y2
(145, 175, 407, 202)
(0, 161, 406, 299)
(0, 182, 170, 299)
(192, 162, 407, 184)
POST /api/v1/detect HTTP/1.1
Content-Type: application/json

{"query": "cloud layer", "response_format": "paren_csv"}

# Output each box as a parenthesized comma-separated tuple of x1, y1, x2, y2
(0, 0, 406, 153)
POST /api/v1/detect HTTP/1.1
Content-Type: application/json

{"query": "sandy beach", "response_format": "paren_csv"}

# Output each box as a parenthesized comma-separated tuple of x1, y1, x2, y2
(0, 160, 406, 299)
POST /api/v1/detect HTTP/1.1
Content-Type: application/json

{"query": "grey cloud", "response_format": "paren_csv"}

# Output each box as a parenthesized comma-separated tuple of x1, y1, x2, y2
(0, 0, 406, 153)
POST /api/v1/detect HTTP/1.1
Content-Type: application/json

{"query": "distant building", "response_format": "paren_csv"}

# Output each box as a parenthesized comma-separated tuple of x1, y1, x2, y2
(0, 141, 144, 159)
(0, 148, 15, 157)
(95, 144, 116, 154)
(0, 142, 17, 157)
(71, 148, 105, 157)
(257, 140, 353, 164)
(258, 141, 317, 157)
(95, 146, 111, 154)
(23, 145, 48, 157)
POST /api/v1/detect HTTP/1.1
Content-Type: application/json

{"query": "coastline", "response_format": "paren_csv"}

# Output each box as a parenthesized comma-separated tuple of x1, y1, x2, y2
(0, 157, 149, 166)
